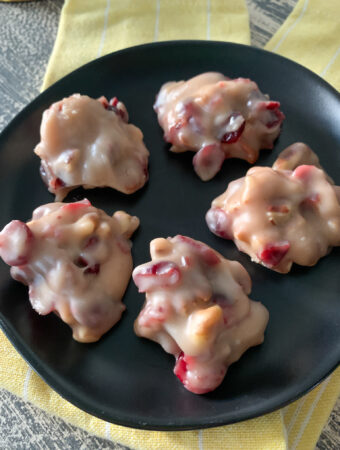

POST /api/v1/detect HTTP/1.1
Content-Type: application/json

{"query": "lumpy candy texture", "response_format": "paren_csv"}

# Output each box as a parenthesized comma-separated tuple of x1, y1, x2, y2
(34, 94, 149, 200)
(206, 143, 340, 273)
(154, 72, 284, 181)
(133, 235, 269, 394)
(0, 199, 139, 342)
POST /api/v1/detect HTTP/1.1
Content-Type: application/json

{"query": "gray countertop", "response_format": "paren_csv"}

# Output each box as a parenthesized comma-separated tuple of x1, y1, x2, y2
(0, 1, 338, 448)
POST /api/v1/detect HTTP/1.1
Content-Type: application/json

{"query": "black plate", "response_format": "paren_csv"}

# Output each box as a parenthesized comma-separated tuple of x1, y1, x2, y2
(0, 41, 339, 431)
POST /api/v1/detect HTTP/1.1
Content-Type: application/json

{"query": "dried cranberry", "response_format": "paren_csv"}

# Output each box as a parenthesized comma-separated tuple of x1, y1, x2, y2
(50, 177, 65, 191)
(175, 235, 220, 266)
(220, 113, 245, 144)
(265, 101, 280, 110)
(300, 193, 320, 208)
(39, 161, 55, 188)
(174, 352, 188, 383)
(258, 241, 290, 267)
(98, 96, 109, 108)
(205, 208, 232, 239)
(110, 97, 119, 107)
(0, 220, 34, 267)
(84, 236, 99, 249)
(133, 261, 181, 292)
(181, 256, 192, 267)
(293, 165, 314, 181)
(138, 302, 172, 328)
(74, 256, 88, 268)
(106, 105, 118, 113)
(84, 264, 100, 275)
(106, 97, 127, 121)
(266, 109, 285, 128)
(61, 199, 91, 212)
(267, 204, 290, 213)
(193, 145, 225, 181)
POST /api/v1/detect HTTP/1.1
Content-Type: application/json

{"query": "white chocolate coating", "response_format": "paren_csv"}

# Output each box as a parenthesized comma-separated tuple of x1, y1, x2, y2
(206, 143, 340, 273)
(133, 235, 268, 394)
(0, 199, 139, 343)
(34, 94, 149, 200)
(154, 72, 284, 181)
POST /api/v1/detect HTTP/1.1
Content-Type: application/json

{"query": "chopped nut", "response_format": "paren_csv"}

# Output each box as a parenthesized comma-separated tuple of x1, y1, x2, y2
(150, 238, 173, 258)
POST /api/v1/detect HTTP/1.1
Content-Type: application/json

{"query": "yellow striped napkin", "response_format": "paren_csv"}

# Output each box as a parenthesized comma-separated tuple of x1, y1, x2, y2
(265, 0, 340, 90)
(1, 1, 340, 449)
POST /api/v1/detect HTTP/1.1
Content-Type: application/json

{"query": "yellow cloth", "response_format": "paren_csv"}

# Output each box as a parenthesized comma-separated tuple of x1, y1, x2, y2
(1, 0, 340, 449)
(265, 0, 340, 90)
(42, 0, 250, 89)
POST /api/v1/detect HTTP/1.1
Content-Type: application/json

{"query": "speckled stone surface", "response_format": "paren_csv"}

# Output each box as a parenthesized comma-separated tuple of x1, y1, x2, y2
(0, 1, 338, 448)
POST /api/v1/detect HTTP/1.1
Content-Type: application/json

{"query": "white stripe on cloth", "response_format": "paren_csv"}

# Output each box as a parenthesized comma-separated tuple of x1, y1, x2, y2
(320, 46, 340, 77)
(286, 396, 309, 434)
(290, 375, 333, 450)
(154, 0, 161, 42)
(280, 409, 289, 450)
(206, 0, 211, 40)
(23, 366, 32, 401)
(272, 0, 309, 52)
(97, 0, 111, 58)
(105, 422, 111, 440)
(198, 429, 204, 450)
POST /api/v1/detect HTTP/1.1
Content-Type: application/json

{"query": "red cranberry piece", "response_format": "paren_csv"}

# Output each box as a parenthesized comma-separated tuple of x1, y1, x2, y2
(182, 101, 200, 119)
(138, 303, 172, 328)
(166, 102, 201, 142)
(106, 104, 119, 114)
(110, 97, 119, 107)
(50, 177, 65, 191)
(293, 165, 315, 181)
(174, 352, 224, 394)
(84, 236, 99, 249)
(107, 97, 128, 122)
(220, 113, 245, 144)
(258, 241, 290, 268)
(61, 199, 91, 213)
(300, 193, 320, 208)
(205, 208, 232, 239)
(175, 235, 200, 249)
(166, 119, 186, 142)
(266, 109, 285, 129)
(175, 235, 220, 266)
(193, 145, 225, 181)
(74, 256, 88, 268)
(133, 261, 181, 293)
(98, 96, 109, 108)
(174, 351, 188, 383)
(267, 204, 290, 213)
(265, 101, 280, 110)
(99, 96, 127, 120)
(84, 263, 100, 275)
(39, 161, 56, 189)
(0, 220, 34, 267)
(181, 255, 192, 267)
